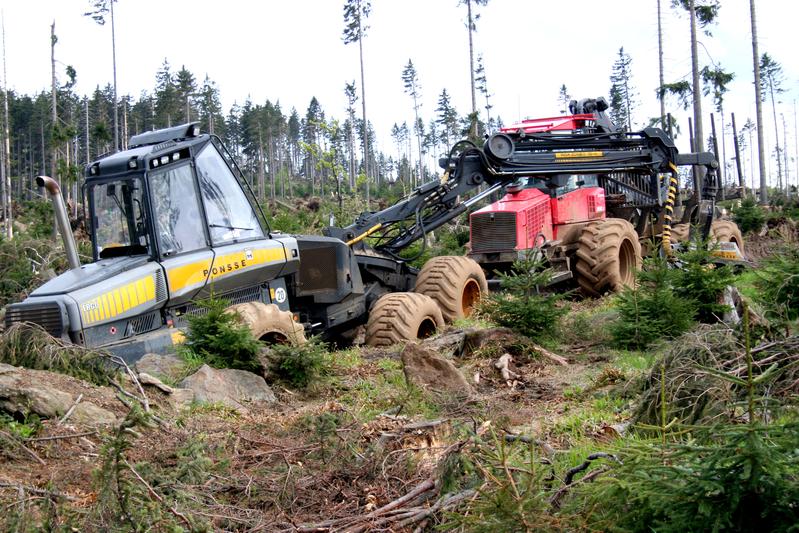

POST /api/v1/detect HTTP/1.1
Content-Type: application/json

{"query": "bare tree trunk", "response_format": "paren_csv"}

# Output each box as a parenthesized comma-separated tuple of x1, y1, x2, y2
(50, 20, 59, 239)
(768, 80, 782, 191)
(731, 112, 745, 195)
(1, 14, 10, 238)
(467, 0, 477, 139)
(657, 0, 666, 129)
(749, 0, 768, 203)
(783, 113, 790, 197)
(689, 0, 705, 204)
(110, 0, 119, 152)
(257, 128, 265, 202)
(357, 17, 369, 206)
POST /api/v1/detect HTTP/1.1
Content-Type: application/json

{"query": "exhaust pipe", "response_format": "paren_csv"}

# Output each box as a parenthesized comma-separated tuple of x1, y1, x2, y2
(36, 175, 80, 271)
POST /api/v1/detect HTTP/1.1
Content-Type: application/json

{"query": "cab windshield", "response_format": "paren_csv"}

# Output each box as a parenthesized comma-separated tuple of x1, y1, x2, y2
(90, 178, 150, 260)
(514, 174, 599, 195)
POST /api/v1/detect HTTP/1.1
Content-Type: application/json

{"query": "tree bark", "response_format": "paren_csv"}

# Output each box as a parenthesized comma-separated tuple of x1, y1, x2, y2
(689, 0, 704, 204)
(657, 0, 666, 129)
(467, 0, 477, 139)
(110, 0, 119, 152)
(1, 15, 10, 239)
(750, 0, 768, 203)
(357, 12, 369, 206)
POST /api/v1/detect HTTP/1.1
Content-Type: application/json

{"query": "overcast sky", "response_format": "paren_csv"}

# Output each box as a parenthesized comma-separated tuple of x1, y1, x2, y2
(1, 0, 797, 184)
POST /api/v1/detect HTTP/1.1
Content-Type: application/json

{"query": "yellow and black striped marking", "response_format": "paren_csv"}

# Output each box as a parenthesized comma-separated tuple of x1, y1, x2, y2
(80, 276, 156, 325)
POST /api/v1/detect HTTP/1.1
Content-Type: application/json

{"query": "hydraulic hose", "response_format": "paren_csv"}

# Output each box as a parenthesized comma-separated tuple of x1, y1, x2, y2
(661, 165, 679, 257)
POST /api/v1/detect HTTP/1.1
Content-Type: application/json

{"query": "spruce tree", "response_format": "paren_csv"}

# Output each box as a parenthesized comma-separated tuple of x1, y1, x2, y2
(608, 47, 636, 130)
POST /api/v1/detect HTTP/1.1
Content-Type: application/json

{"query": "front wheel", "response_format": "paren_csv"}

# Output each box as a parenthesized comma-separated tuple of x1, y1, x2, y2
(415, 256, 488, 322)
(365, 292, 444, 347)
(711, 220, 745, 256)
(575, 219, 642, 297)
(227, 302, 306, 345)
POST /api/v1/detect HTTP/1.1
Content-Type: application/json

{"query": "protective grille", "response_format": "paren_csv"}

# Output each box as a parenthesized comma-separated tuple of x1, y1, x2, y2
(525, 204, 547, 246)
(127, 311, 159, 337)
(600, 172, 657, 207)
(154, 270, 168, 302)
(175, 285, 261, 327)
(471, 212, 517, 253)
(4, 302, 65, 338)
(588, 196, 597, 218)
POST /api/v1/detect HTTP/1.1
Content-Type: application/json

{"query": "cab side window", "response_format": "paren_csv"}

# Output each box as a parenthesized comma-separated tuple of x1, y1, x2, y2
(195, 144, 264, 245)
(149, 164, 207, 256)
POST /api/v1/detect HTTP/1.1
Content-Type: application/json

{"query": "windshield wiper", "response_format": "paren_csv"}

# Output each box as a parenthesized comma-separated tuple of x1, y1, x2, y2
(209, 223, 254, 231)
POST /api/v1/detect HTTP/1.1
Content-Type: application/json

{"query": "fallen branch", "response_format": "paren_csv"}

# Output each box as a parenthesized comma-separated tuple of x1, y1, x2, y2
(123, 459, 194, 529)
(25, 430, 98, 443)
(0, 429, 46, 465)
(531, 344, 569, 366)
(0, 481, 74, 501)
(57, 393, 83, 426)
(548, 452, 619, 509)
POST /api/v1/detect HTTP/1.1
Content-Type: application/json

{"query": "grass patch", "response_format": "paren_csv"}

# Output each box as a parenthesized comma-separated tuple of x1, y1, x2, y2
(338, 358, 440, 421)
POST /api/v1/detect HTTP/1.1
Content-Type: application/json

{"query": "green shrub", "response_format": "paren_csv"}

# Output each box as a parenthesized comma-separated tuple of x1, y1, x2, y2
(733, 196, 766, 234)
(182, 295, 262, 371)
(672, 245, 735, 323)
(754, 244, 799, 322)
(481, 254, 568, 341)
(0, 324, 119, 386)
(574, 422, 799, 533)
(267, 336, 332, 388)
(611, 257, 696, 349)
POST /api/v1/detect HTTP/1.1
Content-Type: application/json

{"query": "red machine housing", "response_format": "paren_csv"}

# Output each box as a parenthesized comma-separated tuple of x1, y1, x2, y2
(469, 184, 606, 259)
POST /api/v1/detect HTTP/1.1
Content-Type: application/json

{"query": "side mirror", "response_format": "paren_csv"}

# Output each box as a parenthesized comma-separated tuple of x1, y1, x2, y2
(106, 184, 116, 196)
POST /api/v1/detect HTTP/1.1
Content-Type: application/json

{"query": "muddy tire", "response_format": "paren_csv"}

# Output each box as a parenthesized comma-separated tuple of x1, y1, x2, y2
(711, 220, 745, 255)
(227, 302, 306, 345)
(414, 256, 488, 322)
(575, 219, 642, 297)
(670, 223, 691, 242)
(365, 292, 444, 347)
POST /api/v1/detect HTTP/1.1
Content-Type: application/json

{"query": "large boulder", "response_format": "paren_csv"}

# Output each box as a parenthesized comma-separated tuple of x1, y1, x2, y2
(179, 364, 276, 413)
(0, 363, 117, 425)
(401, 343, 473, 395)
(134, 353, 186, 380)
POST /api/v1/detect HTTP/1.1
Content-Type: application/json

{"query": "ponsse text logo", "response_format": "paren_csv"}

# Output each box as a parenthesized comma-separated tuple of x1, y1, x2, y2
(203, 259, 247, 278)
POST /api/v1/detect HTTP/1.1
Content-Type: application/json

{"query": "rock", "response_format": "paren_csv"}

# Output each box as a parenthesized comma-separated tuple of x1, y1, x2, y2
(179, 364, 276, 413)
(137, 372, 195, 410)
(166, 388, 195, 410)
(0, 364, 116, 425)
(0, 365, 73, 418)
(134, 353, 186, 380)
(70, 402, 117, 426)
(400, 343, 473, 395)
(138, 372, 174, 393)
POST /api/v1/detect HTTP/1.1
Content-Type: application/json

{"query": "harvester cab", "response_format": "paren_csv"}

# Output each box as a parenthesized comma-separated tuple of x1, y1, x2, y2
(6, 123, 300, 361)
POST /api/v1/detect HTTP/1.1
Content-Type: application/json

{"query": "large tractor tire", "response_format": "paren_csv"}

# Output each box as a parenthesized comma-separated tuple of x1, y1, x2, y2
(414, 256, 488, 322)
(670, 223, 691, 242)
(227, 302, 306, 345)
(710, 220, 745, 255)
(575, 219, 642, 297)
(365, 292, 444, 347)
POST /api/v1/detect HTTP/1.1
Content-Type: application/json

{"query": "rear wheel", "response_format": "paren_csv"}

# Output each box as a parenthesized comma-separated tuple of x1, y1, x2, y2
(711, 220, 745, 255)
(575, 219, 642, 297)
(365, 292, 444, 347)
(227, 302, 306, 345)
(415, 256, 488, 322)
(670, 223, 690, 243)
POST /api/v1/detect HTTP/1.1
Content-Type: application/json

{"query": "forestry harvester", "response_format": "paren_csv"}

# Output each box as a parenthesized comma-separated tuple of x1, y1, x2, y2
(5, 98, 742, 361)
